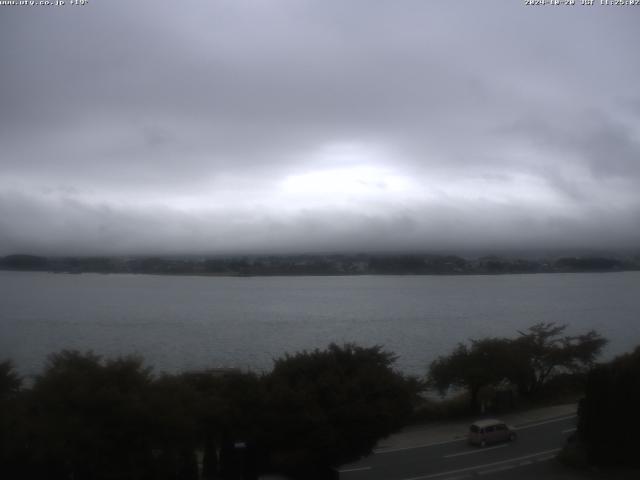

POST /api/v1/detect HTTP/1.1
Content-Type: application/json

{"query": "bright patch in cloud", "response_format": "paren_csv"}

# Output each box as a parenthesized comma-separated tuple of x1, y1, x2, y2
(282, 165, 413, 196)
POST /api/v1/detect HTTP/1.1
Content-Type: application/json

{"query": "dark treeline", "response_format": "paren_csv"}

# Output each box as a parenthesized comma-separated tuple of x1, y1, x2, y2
(1, 326, 634, 478)
(0, 344, 421, 480)
(428, 323, 607, 413)
(2, 253, 639, 276)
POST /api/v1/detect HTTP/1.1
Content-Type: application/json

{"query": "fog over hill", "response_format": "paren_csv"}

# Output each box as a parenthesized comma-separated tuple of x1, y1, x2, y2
(1, 1, 639, 255)
(2, 252, 639, 277)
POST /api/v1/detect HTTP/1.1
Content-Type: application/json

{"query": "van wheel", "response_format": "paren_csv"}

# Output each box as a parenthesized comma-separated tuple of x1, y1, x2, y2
(509, 433, 516, 442)
(480, 440, 487, 448)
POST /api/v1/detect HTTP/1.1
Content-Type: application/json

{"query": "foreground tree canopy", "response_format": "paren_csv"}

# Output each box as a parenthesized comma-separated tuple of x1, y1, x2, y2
(428, 322, 607, 412)
(0, 344, 420, 480)
(578, 346, 640, 467)
(262, 344, 420, 474)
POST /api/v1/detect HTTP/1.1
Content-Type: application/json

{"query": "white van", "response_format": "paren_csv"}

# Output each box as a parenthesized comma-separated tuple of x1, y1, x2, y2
(468, 419, 517, 447)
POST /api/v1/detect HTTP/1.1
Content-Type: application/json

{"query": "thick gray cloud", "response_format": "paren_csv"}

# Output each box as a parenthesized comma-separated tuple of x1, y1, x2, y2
(1, 0, 639, 255)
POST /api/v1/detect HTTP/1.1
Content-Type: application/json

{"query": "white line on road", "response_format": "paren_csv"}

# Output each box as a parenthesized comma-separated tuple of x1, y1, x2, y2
(443, 444, 508, 458)
(562, 427, 577, 434)
(536, 455, 557, 462)
(338, 466, 372, 473)
(376, 437, 465, 454)
(478, 464, 517, 475)
(400, 448, 561, 480)
(515, 415, 576, 431)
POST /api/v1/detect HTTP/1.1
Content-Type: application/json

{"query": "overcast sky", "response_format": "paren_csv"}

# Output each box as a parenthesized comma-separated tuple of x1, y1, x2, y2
(1, 0, 639, 256)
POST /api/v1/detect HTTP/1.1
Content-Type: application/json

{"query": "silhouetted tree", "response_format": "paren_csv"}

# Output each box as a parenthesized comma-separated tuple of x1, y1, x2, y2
(0, 360, 25, 478)
(145, 373, 201, 480)
(180, 368, 266, 478)
(512, 323, 607, 396)
(261, 343, 421, 477)
(429, 338, 513, 413)
(0, 360, 21, 397)
(578, 346, 640, 466)
(28, 351, 155, 480)
(429, 323, 607, 412)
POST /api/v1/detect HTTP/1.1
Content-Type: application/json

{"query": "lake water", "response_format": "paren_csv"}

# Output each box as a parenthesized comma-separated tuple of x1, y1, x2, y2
(1, 270, 639, 377)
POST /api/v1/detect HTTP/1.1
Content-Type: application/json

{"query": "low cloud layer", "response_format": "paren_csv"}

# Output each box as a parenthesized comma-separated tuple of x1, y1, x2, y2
(1, 1, 639, 255)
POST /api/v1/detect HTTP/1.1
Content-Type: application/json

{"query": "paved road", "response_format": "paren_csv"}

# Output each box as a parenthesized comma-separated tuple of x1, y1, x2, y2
(338, 414, 578, 480)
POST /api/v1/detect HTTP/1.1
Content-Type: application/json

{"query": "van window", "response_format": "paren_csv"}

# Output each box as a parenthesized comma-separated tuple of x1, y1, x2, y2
(495, 424, 506, 431)
(485, 426, 495, 433)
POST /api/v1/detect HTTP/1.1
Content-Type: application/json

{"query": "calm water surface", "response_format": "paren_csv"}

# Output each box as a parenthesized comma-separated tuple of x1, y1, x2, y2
(1, 271, 639, 376)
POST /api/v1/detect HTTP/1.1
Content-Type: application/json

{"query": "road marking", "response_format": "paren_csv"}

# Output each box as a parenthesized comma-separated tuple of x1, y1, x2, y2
(443, 444, 508, 458)
(400, 448, 561, 480)
(515, 414, 576, 431)
(338, 466, 372, 473)
(478, 464, 517, 475)
(376, 437, 465, 454)
(562, 427, 577, 434)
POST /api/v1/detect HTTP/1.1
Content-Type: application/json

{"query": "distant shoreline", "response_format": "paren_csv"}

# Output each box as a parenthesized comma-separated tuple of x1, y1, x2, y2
(2, 252, 639, 278)
(2, 267, 639, 279)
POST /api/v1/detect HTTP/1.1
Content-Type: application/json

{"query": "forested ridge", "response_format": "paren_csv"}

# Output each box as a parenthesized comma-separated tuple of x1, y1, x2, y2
(2, 253, 638, 276)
